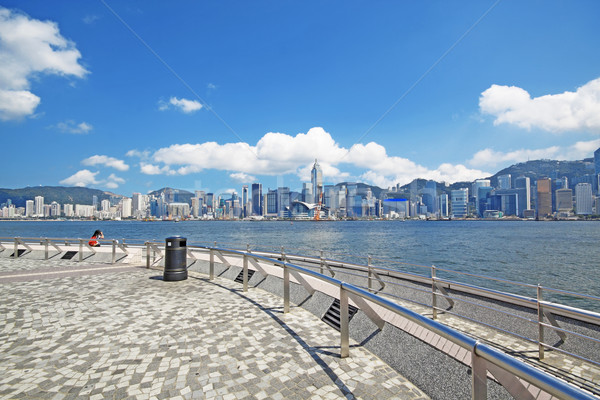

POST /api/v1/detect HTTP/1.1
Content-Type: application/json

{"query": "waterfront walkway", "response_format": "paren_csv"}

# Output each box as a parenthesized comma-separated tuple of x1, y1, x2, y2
(0, 258, 428, 400)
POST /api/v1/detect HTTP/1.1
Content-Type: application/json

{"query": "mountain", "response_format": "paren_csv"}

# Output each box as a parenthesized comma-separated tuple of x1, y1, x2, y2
(148, 187, 195, 204)
(487, 158, 595, 187)
(0, 186, 122, 208)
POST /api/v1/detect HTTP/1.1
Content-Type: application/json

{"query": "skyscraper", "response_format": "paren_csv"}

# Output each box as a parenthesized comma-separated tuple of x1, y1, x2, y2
(536, 178, 552, 218)
(451, 188, 468, 218)
(497, 174, 511, 189)
(594, 147, 600, 176)
(241, 185, 248, 218)
(251, 183, 262, 216)
(311, 159, 323, 204)
(34, 196, 44, 217)
(575, 183, 593, 215)
(555, 189, 573, 212)
(514, 176, 531, 217)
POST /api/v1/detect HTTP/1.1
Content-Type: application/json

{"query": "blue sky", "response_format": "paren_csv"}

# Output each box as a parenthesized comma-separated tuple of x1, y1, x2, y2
(1, 1, 600, 197)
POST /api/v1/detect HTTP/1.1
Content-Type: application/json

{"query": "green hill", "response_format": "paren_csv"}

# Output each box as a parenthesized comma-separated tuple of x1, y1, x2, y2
(0, 186, 121, 208)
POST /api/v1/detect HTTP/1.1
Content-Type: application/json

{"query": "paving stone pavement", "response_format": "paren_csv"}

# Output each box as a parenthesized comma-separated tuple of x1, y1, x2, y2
(0, 258, 429, 400)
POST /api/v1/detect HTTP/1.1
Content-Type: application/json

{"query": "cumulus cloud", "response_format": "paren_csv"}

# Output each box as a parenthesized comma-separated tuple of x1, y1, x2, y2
(82, 155, 129, 171)
(140, 127, 489, 187)
(480, 78, 600, 133)
(0, 7, 88, 120)
(140, 162, 174, 175)
(159, 96, 203, 113)
(105, 173, 125, 189)
(59, 169, 99, 187)
(56, 120, 93, 134)
(469, 139, 600, 169)
(230, 172, 256, 183)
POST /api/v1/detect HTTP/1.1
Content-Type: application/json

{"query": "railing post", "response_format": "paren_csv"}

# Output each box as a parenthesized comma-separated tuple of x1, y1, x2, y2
(243, 253, 248, 292)
(471, 341, 487, 399)
(538, 284, 545, 360)
(146, 242, 150, 268)
(13, 237, 18, 259)
(368, 255, 373, 293)
(340, 284, 350, 358)
(247, 244, 250, 253)
(280, 246, 286, 262)
(320, 250, 324, 275)
(209, 248, 215, 280)
(432, 265, 437, 319)
(111, 240, 116, 264)
(283, 263, 290, 313)
(44, 238, 49, 260)
(79, 239, 83, 262)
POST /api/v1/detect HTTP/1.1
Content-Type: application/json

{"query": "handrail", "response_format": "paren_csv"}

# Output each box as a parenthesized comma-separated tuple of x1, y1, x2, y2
(191, 245, 595, 400)
(2, 237, 599, 379)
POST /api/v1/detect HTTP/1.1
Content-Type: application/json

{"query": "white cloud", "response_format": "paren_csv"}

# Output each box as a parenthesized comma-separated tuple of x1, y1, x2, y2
(480, 78, 600, 133)
(469, 139, 600, 169)
(0, 7, 88, 120)
(0, 89, 40, 121)
(126, 149, 151, 159)
(82, 155, 129, 171)
(140, 162, 174, 175)
(105, 173, 125, 189)
(159, 96, 203, 113)
(230, 172, 256, 183)
(56, 120, 93, 134)
(144, 127, 489, 187)
(59, 169, 99, 187)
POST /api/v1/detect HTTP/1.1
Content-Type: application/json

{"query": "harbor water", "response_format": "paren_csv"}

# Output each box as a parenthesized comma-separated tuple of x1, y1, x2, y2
(1, 219, 599, 310)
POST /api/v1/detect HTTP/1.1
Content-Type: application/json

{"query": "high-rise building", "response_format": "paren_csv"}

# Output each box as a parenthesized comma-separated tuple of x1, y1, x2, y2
(311, 159, 323, 204)
(50, 201, 61, 217)
(251, 183, 262, 216)
(302, 183, 313, 204)
(34, 196, 44, 217)
(497, 174, 511, 189)
(25, 200, 34, 217)
(438, 193, 449, 218)
(241, 185, 248, 218)
(121, 198, 132, 218)
(63, 204, 74, 217)
(514, 176, 531, 217)
(477, 186, 494, 216)
(472, 179, 491, 216)
(555, 189, 573, 212)
(536, 178, 552, 218)
(575, 183, 593, 215)
(277, 187, 290, 218)
(92, 195, 98, 210)
(266, 189, 278, 215)
(594, 147, 600, 176)
(451, 188, 468, 218)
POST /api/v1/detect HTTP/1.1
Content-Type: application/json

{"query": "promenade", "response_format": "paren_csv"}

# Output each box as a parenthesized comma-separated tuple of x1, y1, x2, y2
(0, 257, 428, 400)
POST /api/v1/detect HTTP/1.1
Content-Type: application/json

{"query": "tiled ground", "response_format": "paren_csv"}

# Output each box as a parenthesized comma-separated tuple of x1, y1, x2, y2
(0, 258, 428, 400)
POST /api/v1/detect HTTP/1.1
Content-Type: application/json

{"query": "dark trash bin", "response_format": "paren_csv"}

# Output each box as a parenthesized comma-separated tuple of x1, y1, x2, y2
(164, 236, 187, 281)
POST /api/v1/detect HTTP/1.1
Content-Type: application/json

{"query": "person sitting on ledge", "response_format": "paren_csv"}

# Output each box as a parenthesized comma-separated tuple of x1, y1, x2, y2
(88, 230, 104, 247)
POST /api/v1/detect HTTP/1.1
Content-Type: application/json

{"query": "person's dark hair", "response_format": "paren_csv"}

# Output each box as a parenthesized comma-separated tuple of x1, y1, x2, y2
(93, 229, 102, 237)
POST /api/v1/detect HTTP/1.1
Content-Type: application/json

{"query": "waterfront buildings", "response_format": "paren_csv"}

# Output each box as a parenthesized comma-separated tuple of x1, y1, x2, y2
(451, 188, 468, 218)
(536, 178, 552, 218)
(575, 183, 593, 215)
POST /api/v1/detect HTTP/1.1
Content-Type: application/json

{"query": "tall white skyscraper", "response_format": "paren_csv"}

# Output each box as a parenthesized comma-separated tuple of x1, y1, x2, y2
(25, 200, 34, 217)
(121, 198, 132, 218)
(311, 159, 323, 204)
(34, 196, 44, 217)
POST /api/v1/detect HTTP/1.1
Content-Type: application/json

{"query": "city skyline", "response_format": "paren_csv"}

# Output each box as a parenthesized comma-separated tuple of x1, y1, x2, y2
(1, 2, 600, 196)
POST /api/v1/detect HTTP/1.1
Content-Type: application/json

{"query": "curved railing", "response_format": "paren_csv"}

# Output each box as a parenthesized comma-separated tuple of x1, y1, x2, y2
(1, 236, 599, 399)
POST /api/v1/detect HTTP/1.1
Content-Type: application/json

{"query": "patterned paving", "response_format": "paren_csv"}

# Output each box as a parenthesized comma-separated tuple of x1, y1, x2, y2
(0, 258, 428, 400)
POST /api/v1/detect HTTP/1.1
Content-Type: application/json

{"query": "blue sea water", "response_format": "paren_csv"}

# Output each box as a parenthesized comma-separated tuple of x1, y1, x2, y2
(1, 220, 599, 309)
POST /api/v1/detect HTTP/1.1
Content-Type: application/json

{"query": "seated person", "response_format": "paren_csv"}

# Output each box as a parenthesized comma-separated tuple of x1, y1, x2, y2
(89, 230, 104, 247)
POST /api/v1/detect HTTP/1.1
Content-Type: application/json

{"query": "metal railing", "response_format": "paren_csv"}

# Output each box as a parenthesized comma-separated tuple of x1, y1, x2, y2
(184, 244, 595, 400)
(2, 237, 599, 398)
(0, 236, 137, 264)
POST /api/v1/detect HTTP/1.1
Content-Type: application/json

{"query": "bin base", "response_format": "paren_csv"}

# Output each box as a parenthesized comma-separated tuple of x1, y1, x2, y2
(164, 270, 188, 281)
